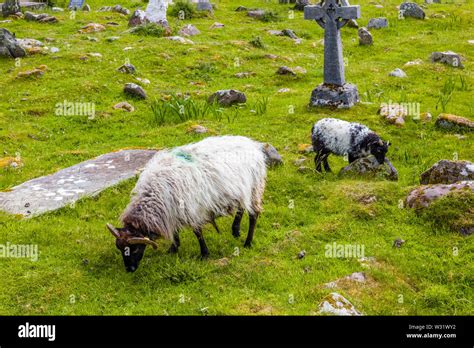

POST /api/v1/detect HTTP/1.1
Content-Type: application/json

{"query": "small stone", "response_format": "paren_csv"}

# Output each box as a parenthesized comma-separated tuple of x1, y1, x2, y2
(208, 89, 246, 107)
(52, 7, 64, 11)
(262, 143, 283, 167)
(268, 30, 284, 36)
(293, 158, 306, 166)
(340, 156, 398, 181)
(404, 58, 423, 67)
(358, 27, 373, 45)
(293, 66, 307, 74)
(247, 9, 266, 19)
(435, 114, 473, 132)
(166, 36, 194, 44)
(277, 66, 296, 76)
(234, 72, 256, 78)
(88, 52, 102, 58)
(379, 103, 408, 126)
(106, 36, 120, 42)
(399, 2, 425, 19)
(83, 4, 91, 11)
(124, 83, 147, 99)
(297, 250, 306, 259)
(79, 23, 106, 34)
(265, 54, 278, 60)
(117, 63, 136, 74)
(282, 29, 298, 39)
(318, 292, 362, 316)
(216, 257, 229, 266)
(367, 17, 388, 29)
(0, 157, 23, 169)
(113, 102, 135, 112)
(393, 238, 405, 248)
(278, 88, 290, 93)
(178, 24, 200, 37)
(430, 51, 464, 68)
(17, 65, 47, 78)
(389, 68, 407, 78)
(135, 77, 150, 85)
(187, 124, 208, 134)
(50, 47, 59, 53)
(418, 112, 431, 122)
(235, 6, 247, 12)
(210, 22, 224, 29)
(468, 40, 474, 45)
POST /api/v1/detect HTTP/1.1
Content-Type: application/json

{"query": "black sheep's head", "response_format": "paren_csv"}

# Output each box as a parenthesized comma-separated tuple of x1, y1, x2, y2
(369, 139, 390, 164)
(106, 223, 158, 273)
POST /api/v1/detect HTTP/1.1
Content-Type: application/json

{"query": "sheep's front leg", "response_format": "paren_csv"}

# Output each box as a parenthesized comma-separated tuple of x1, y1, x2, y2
(167, 232, 180, 254)
(314, 152, 323, 172)
(244, 213, 259, 248)
(193, 228, 209, 259)
(232, 208, 244, 238)
(211, 219, 221, 234)
(322, 154, 331, 172)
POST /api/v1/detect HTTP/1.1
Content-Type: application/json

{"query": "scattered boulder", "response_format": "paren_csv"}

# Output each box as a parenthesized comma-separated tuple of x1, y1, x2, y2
(399, 2, 425, 19)
(378, 103, 408, 126)
(358, 27, 373, 45)
(393, 238, 405, 248)
(17, 65, 47, 78)
(208, 89, 246, 106)
(128, 9, 148, 27)
(406, 181, 474, 209)
(247, 9, 265, 19)
(420, 160, 474, 185)
(24, 12, 58, 23)
(210, 22, 224, 29)
(318, 292, 362, 316)
(262, 143, 283, 167)
(435, 114, 473, 132)
(179, 24, 200, 36)
(389, 68, 407, 78)
(282, 29, 298, 39)
(339, 156, 398, 181)
(268, 29, 284, 36)
(117, 63, 136, 74)
(0, 28, 26, 58)
(325, 272, 367, 288)
(430, 51, 464, 68)
(367, 17, 388, 29)
(113, 101, 135, 112)
(277, 66, 296, 76)
(79, 23, 106, 33)
(98, 5, 130, 15)
(124, 83, 147, 99)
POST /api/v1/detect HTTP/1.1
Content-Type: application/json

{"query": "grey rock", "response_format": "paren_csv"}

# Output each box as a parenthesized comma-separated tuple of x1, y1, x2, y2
(393, 238, 405, 248)
(128, 9, 148, 27)
(0, 150, 157, 217)
(325, 272, 367, 288)
(262, 143, 283, 167)
(106, 36, 120, 42)
(400, 2, 425, 19)
(420, 160, 474, 185)
(196, 0, 213, 11)
(208, 89, 246, 106)
(178, 24, 200, 36)
(277, 66, 296, 76)
(367, 17, 388, 29)
(310, 83, 359, 109)
(339, 156, 398, 181)
(268, 30, 284, 36)
(0, 28, 26, 58)
(358, 27, 373, 45)
(117, 63, 136, 74)
(99, 5, 130, 15)
(406, 181, 474, 209)
(124, 83, 147, 99)
(431, 51, 464, 68)
(235, 6, 247, 12)
(389, 68, 407, 78)
(318, 292, 362, 316)
(297, 250, 306, 259)
(247, 9, 265, 19)
(435, 113, 473, 131)
(282, 29, 298, 39)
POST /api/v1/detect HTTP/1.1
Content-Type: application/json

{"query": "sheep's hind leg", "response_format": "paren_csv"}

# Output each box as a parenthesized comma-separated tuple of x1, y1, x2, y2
(232, 208, 244, 238)
(211, 219, 221, 234)
(167, 232, 180, 254)
(314, 152, 323, 172)
(193, 228, 209, 259)
(323, 154, 331, 172)
(244, 213, 259, 248)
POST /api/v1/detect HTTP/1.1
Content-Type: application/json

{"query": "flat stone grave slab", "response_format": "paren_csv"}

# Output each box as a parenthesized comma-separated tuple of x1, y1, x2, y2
(0, 149, 157, 217)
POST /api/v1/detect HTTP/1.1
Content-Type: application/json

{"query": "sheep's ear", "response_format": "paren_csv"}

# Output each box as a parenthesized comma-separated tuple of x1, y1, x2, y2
(386, 141, 390, 147)
(106, 223, 121, 238)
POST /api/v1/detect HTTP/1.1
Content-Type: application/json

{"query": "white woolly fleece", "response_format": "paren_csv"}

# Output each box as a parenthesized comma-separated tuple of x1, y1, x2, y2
(121, 136, 267, 242)
(312, 118, 372, 156)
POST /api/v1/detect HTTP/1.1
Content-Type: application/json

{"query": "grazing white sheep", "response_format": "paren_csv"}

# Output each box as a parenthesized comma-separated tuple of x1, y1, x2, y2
(311, 118, 390, 172)
(107, 135, 267, 272)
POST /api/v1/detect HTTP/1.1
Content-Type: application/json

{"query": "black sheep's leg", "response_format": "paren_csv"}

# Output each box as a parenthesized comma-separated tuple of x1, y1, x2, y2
(232, 208, 244, 238)
(314, 151, 323, 172)
(193, 228, 209, 259)
(244, 213, 259, 248)
(211, 219, 221, 234)
(322, 153, 331, 172)
(348, 153, 357, 164)
(167, 232, 180, 254)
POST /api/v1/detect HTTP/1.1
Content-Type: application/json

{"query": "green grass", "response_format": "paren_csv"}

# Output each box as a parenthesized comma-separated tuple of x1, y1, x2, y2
(0, 0, 473, 315)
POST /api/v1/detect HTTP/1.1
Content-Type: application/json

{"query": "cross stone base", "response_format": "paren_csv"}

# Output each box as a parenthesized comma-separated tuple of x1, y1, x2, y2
(309, 83, 359, 109)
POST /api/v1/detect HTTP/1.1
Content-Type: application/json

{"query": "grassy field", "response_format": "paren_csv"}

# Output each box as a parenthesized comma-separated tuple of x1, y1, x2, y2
(0, 0, 473, 315)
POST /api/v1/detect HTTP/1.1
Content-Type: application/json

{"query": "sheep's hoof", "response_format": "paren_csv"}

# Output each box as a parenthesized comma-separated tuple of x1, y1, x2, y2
(232, 230, 241, 238)
(200, 253, 209, 260)
(167, 245, 178, 254)
(244, 242, 252, 248)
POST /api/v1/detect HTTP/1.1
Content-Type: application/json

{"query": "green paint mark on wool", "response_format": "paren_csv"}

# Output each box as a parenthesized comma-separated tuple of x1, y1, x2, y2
(174, 150, 193, 162)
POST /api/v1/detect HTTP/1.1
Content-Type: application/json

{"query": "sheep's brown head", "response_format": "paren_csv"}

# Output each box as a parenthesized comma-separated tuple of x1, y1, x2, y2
(106, 223, 158, 273)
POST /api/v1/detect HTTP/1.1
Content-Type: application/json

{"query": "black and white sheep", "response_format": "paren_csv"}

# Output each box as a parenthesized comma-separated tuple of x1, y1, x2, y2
(311, 118, 390, 172)
(107, 135, 267, 272)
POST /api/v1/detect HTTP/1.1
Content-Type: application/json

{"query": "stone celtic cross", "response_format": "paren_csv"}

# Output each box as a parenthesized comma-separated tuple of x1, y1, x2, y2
(304, 0, 360, 86)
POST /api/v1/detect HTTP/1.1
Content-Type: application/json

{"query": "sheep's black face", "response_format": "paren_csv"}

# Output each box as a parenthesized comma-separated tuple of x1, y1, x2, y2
(115, 238, 146, 273)
(370, 141, 389, 164)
